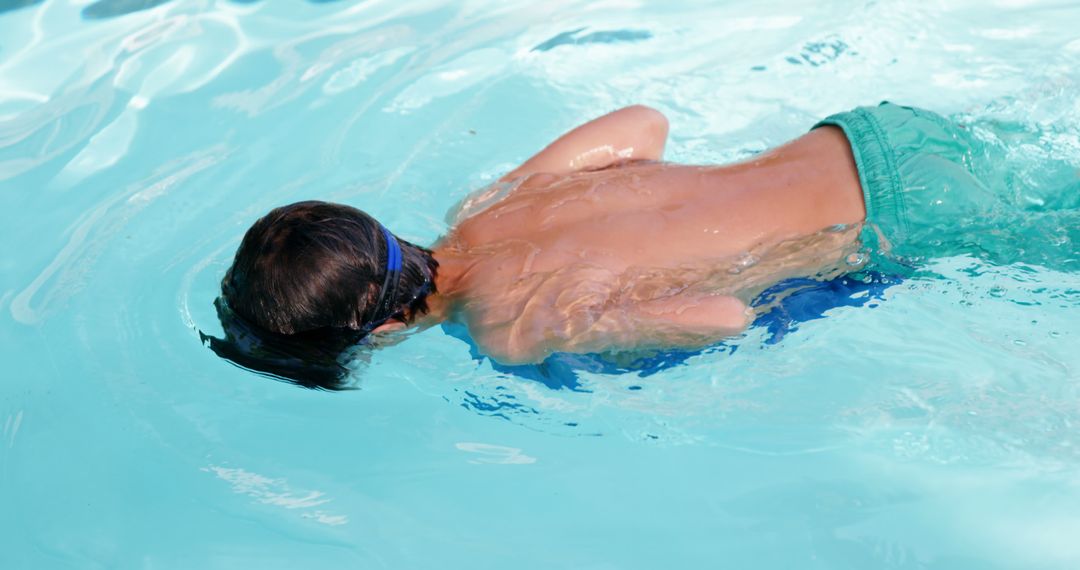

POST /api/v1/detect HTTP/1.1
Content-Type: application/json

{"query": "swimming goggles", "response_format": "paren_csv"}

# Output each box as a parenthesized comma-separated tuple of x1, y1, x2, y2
(362, 225, 403, 333)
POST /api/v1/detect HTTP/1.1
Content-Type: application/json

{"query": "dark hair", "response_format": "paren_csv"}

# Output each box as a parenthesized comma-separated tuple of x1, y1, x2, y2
(202, 298, 364, 390)
(205, 201, 438, 389)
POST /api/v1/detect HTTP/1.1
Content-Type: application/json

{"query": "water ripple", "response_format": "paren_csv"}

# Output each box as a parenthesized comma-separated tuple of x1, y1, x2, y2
(3, 1, 1080, 567)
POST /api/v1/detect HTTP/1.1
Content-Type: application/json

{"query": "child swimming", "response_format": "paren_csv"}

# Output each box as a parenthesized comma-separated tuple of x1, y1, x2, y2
(213, 102, 1077, 384)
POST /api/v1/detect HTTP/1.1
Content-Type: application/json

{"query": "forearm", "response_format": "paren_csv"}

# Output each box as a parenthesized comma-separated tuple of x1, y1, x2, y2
(476, 293, 752, 365)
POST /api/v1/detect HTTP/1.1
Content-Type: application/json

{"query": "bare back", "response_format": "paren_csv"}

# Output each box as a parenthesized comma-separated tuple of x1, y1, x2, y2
(430, 109, 865, 363)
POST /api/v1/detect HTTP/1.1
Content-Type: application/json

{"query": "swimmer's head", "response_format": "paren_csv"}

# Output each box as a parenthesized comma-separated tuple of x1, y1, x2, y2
(221, 200, 438, 339)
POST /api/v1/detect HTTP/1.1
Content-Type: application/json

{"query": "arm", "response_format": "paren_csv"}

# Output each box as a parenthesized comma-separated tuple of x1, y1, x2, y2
(559, 293, 752, 359)
(500, 105, 669, 182)
(467, 270, 752, 365)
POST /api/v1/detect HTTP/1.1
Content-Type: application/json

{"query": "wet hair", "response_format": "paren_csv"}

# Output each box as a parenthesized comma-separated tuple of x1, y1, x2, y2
(205, 200, 438, 389)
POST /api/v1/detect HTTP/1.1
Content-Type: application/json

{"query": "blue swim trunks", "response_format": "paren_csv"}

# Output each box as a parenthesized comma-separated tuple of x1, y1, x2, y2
(814, 102, 1079, 270)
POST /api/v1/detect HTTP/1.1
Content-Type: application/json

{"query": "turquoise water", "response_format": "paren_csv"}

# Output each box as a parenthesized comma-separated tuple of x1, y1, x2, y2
(2, 0, 1079, 568)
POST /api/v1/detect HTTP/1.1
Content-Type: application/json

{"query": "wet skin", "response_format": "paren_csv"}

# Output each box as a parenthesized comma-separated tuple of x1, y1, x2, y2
(405, 106, 866, 364)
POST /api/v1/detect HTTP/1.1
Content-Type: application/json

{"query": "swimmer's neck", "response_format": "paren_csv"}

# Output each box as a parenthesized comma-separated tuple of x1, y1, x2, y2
(410, 248, 473, 325)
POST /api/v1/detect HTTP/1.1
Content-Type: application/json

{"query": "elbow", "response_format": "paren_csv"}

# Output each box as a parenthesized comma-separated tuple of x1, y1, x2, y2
(620, 105, 669, 158)
(486, 344, 547, 366)
(626, 104, 669, 133)
(480, 336, 550, 366)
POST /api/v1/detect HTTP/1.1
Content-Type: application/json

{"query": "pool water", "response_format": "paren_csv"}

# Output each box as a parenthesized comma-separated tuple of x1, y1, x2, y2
(2, 1, 1079, 568)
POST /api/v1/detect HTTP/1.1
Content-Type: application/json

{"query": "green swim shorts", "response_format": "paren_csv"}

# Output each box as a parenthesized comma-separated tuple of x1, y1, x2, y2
(814, 101, 1079, 270)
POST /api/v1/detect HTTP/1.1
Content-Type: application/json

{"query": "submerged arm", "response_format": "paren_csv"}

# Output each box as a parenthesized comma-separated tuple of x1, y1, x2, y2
(466, 269, 752, 365)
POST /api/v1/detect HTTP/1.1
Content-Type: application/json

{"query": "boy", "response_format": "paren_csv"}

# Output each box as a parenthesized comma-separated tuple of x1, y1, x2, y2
(216, 103, 1077, 382)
